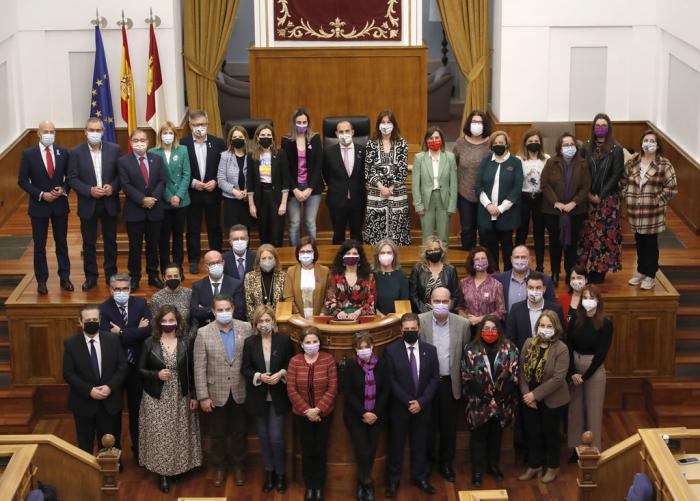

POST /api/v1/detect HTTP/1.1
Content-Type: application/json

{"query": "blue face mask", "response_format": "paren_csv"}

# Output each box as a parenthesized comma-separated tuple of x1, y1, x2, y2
(40, 133, 55, 147)
(215, 311, 233, 324)
(113, 291, 129, 305)
(562, 145, 577, 159)
(161, 133, 175, 145)
(209, 263, 224, 279)
(87, 132, 102, 145)
(298, 253, 314, 265)
(232, 240, 248, 254)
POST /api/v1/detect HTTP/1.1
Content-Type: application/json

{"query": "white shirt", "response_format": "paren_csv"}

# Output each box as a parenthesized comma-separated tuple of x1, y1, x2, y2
(164, 149, 172, 164)
(520, 156, 548, 193)
(528, 301, 544, 337)
(193, 136, 208, 183)
(432, 316, 451, 376)
(84, 333, 102, 377)
(210, 277, 224, 296)
(404, 341, 420, 378)
(39, 143, 56, 171)
(234, 252, 247, 273)
(89, 144, 103, 186)
(430, 152, 440, 190)
(300, 266, 316, 290)
(340, 143, 355, 173)
(133, 152, 150, 177)
(479, 151, 513, 219)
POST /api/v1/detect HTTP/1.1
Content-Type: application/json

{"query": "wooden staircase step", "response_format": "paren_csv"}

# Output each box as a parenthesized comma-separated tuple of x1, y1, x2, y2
(674, 283, 700, 294)
(674, 354, 700, 365)
(645, 379, 700, 405)
(677, 306, 700, 317)
(0, 361, 10, 373)
(650, 405, 700, 428)
(676, 329, 700, 341)
(0, 412, 36, 433)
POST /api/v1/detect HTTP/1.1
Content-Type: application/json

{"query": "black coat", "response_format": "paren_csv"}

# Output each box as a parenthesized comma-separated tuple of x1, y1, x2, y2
(117, 152, 166, 222)
(384, 339, 440, 413)
(222, 249, 256, 281)
(505, 299, 565, 350)
(99, 296, 152, 363)
(18, 144, 70, 217)
(190, 274, 246, 324)
(240, 333, 293, 417)
(246, 151, 291, 208)
(138, 335, 195, 399)
(67, 141, 122, 218)
(281, 134, 324, 194)
(180, 134, 226, 205)
(342, 355, 390, 426)
(322, 141, 366, 210)
(581, 140, 624, 200)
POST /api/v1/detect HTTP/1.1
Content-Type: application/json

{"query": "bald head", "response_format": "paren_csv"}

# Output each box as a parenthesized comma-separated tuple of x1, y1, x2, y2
(204, 250, 224, 279)
(204, 250, 223, 266)
(37, 121, 55, 141)
(431, 287, 451, 302)
(512, 245, 530, 259)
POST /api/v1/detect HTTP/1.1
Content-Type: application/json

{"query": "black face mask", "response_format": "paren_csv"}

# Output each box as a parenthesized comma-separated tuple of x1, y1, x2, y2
(526, 142, 542, 152)
(231, 138, 246, 150)
(165, 279, 181, 290)
(426, 250, 442, 263)
(402, 330, 419, 345)
(83, 321, 100, 335)
(259, 137, 273, 149)
(492, 144, 507, 156)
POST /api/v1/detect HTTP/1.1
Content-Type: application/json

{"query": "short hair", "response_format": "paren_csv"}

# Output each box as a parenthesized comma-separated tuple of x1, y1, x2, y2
(352, 331, 374, 349)
(155, 121, 179, 149)
(251, 304, 276, 334)
(639, 129, 663, 158)
(526, 271, 546, 286)
(152, 305, 185, 339)
(109, 273, 131, 287)
(189, 109, 208, 122)
(163, 262, 183, 277)
(130, 128, 148, 140)
(80, 304, 100, 320)
(300, 326, 322, 346)
(555, 132, 577, 158)
(251, 123, 277, 160)
(463, 110, 491, 137)
(569, 265, 589, 280)
(400, 312, 420, 327)
(212, 294, 234, 309)
(373, 110, 401, 142)
(518, 129, 546, 160)
(488, 130, 511, 149)
(421, 126, 446, 152)
(465, 245, 494, 276)
(229, 224, 249, 237)
(372, 238, 400, 271)
(336, 120, 353, 132)
(255, 244, 281, 273)
(295, 236, 319, 264)
(85, 117, 104, 129)
(227, 125, 249, 153)
(535, 310, 563, 340)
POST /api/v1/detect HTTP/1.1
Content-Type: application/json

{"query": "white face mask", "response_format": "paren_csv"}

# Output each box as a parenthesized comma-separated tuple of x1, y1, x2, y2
(470, 122, 484, 137)
(161, 133, 175, 145)
(642, 141, 657, 153)
(538, 327, 555, 339)
(379, 123, 394, 135)
(338, 133, 353, 146)
(571, 279, 585, 292)
(193, 125, 207, 138)
(527, 289, 543, 303)
(582, 299, 598, 312)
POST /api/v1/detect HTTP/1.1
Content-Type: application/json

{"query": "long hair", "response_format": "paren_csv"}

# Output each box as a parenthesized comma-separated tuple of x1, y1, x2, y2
(465, 245, 495, 276)
(639, 129, 663, 158)
(155, 121, 179, 149)
(372, 110, 401, 142)
(152, 304, 185, 339)
(419, 235, 449, 271)
(288, 108, 317, 141)
(226, 125, 249, 153)
(518, 128, 546, 160)
(554, 132, 577, 158)
(469, 315, 506, 351)
(575, 284, 605, 330)
(535, 310, 564, 342)
(254, 244, 281, 273)
(331, 240, 371, 280)
(463, 110, 491, 137)
(251, 304, 276, 334)
(251, 123, 277, 160)
(589, 112, 616, 153)
(372, 238, 400, 272)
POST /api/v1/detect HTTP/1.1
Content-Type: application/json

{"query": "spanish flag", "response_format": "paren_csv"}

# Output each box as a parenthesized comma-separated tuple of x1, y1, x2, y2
(120, 25, 136, 145)
(146, 23, 165, 132)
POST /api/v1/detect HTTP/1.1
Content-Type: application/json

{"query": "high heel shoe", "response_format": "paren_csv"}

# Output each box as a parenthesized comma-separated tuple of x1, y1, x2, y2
(276, 474, 287, 492)
(158, 475, 169, 493)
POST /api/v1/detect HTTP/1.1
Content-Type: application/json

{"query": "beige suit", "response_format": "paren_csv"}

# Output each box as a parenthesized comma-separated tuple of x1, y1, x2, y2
(282, 263, 330, 316)
(194, 319, 252, 406)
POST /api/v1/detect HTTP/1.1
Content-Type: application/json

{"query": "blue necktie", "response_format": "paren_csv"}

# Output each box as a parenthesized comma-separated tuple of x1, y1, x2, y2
(89, 339, 100, 380)
(409, 346, 418, 395)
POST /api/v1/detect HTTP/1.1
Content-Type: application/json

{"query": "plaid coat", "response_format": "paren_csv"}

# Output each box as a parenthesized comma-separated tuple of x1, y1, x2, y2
(194, 319, 252, 406)
(622, 155, 678, 234)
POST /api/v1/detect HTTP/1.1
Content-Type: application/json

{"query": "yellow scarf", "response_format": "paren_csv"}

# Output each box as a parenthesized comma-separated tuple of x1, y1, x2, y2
(523, 340, 551, 385)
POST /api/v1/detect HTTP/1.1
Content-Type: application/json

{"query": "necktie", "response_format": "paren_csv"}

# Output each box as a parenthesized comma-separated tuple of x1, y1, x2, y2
(46, 147, 55, 179)
(213, 282, 220, 296)
(89, 339, 100, 379)
(342, 147, 352, 176)
(237, 258, 245, 280)
(409, 346, 418, 395)
(119, 306, 134, 364)
(139, 156, 149, 186)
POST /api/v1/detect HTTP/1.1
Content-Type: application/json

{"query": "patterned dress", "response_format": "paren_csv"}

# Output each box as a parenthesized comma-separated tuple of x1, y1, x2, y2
(150, 286, 192, 323)
(363, 138, 411, 245)
(323, 272, 376, 316)
(138, 343, 202, 476)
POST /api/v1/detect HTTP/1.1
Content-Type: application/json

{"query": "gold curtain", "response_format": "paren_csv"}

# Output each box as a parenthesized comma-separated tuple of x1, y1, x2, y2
(436, 0, 490, 130)
(183, 0, 239, 136)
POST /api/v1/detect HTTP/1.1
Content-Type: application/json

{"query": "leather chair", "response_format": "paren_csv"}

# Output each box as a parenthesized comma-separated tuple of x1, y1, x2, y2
(531, 122, 576, 158)
(322, 116, 371, 149)
(428, 66, 454, 122)
(216, 75, 251, 125)
(224, 119, 274, 142)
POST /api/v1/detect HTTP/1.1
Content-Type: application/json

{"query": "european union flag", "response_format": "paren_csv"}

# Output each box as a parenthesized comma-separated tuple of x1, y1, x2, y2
(90, 26, 116, 143)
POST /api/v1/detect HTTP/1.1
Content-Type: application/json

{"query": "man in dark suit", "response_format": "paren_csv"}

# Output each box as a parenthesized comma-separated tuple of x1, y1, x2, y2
(117, 128, 165, 290)
(222, 224, 256, 280)
(191, 250, 246, 328)
(67, 117, 122, 291)
(505, 271, 564, 350)
(181, 110, 226, 274)
(99, 273, 152, 461)
(322, 120, 366, 244)
(63, 304, 128, 454)
(494, 245, 556, 313)
(384, 312, 440, 497)
(17, 120, 73, 295)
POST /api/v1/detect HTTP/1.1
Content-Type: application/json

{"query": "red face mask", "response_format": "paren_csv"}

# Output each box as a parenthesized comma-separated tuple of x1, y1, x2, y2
(481, 328, 499, 344)
(427, 138, 442, 151)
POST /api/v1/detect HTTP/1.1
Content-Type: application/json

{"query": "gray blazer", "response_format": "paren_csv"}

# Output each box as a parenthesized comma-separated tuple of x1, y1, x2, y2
(418, 311, 469, 399)
(194, 319, 252, 406)
(217, 150, 249, 200)
(519, 338, 570, 408)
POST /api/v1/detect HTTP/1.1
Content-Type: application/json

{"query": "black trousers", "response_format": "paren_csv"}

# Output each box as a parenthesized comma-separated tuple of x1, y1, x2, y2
(516, 193, 545, 270)
(159, 207, 187, 273)
(122, 364, 143, 454)
(479, 222, 514, 271)
(258, 186, 284, 247)
(295, 414, 332, 489)
(80, 201, 117, 282)
(126, 220, 161, 280)
(470, 416, 503, 472)
(209, 395, 248, 468)
(74, 406, 121, 455)
(428, 377, 457, 468)
(31, 213, 70, 282)
(329, 199, 364, 244)
(543, 213, 586, 277)
(187, 200, 222, 264)
(347, 421, 382, 484)
(223, 197, 252, 234)
(635, 232, 659, 277)
(387, 404, 431, 485)
(458, 195, 478, 250)
(522, 402, 566, 469)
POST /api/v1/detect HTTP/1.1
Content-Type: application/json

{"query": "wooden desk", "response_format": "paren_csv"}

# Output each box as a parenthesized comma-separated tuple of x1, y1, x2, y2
(674, 453, 700, 483)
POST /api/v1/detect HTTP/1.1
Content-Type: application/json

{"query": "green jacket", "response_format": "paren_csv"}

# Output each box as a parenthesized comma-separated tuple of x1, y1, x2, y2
(148, 145, 191, 208)
(412, 150, 458, 213)
(474, 154, 523, 231)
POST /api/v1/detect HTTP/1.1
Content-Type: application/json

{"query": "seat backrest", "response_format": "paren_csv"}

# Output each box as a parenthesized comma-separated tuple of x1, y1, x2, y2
(532, 121, 576, 158)
(225, 118, 274, 141)
(626, 472, 655, 501)
(322, 115, 371, 149)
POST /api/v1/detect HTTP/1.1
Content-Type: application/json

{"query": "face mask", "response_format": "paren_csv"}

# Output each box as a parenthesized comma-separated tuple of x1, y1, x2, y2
(642, 141, 657, 153)
(426, 250, 442, 263)
(379, 123, 394, 135)
(161, 323, 177, 333)
(259, 137, 273, 149)
(260, 259, 276, 272)
(231, 138, 246, 149)
(83, 321, 100, 335)
(87, 132, 103, 145)
(527, 289, 543, 303)
(161, 133, 175, 145)
(562, 145, 577, 159)
(208, 263, 224, 279)
(257, 322, 273, 333)
(427, 139, 442, 151)
(193, 125, 207, 137)
(356, 347, 373, 361)
(582, 299, 598, 312)
(474, 259, 489, 272)
(470, 122, 484, 137)
(492, 144, 507, 156)
(40, 133, 55, 147)
(402, 330, 419, 345)
(113, 291, 129, 305)
(298, 252, 314, 266)
(338, 133, 353, 146)
(378, 253, 394, 267)
(295, 124, 308, 134)
(512, 258, 529, 272)
(432, 303, 450, 318)
(571, 279, 585, 292)
(538, 327, 555, 339)
(232, 239, 248, 254)
(594, 126, 608, 139)
(132, 141, 147, 155)
(481, 328, 498, 344)
(165, 278, 180, 290)
(526, 142, 542, 153)
(215, 311, 233, 324)
(343, 255, 360, 267)
(302, 342, 320, 355)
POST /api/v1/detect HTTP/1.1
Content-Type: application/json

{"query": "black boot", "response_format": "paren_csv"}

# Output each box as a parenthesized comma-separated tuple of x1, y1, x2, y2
(356, 481, 364, 500)
(364, 480, 375, 501)
(276, 474, 287, 492)
(304, 487, 314, 501)
(472, 471, 482, 487)
(158, 475, 169, 493)
(262, 471, 274, 492)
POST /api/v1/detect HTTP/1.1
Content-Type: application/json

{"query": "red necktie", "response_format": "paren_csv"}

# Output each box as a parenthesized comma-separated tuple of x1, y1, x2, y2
(46, 147, 54, 179)
(139, 156, 149, 187)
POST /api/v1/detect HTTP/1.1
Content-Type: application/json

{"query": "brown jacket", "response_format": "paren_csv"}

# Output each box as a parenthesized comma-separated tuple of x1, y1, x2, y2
(282, 263, 330, 316)
(540, 155, 591, 216)
(519, 338, 570, 408)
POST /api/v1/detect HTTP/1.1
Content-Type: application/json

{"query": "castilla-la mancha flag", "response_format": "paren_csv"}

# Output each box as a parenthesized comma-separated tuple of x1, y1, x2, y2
(145, 23, 166, 132)
(120, 25, 137, 145)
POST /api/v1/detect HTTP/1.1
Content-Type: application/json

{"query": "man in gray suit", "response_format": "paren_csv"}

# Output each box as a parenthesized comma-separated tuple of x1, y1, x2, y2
(418, 286, 469, 482)
(194, 293, 252, 488)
